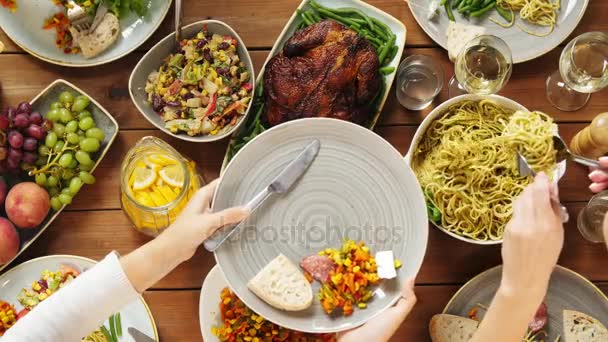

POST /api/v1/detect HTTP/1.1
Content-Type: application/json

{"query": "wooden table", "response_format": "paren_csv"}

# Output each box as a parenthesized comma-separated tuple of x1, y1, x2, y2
(1, 1, 608, 340)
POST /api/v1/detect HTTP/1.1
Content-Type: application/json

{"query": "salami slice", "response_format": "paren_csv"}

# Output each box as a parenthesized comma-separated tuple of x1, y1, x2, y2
(528, 302, 548, 333)
(299, 255, 336, 283)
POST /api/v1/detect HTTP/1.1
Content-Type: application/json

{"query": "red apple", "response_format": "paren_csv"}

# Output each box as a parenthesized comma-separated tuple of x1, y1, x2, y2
(0, 177, 6, 206)
(0, 217, 19, 264)
(5, 182, 50, 229)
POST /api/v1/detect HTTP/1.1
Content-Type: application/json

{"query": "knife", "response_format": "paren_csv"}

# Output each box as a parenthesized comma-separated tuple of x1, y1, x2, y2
(128, 327, 155, 342)
(203, 139, 321, 252)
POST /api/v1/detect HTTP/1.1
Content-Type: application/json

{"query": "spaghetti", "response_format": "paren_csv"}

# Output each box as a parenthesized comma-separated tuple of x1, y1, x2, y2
(413, 100, 557, 241)
(81, 329, 108, 342)
(493, 0, 561, 37)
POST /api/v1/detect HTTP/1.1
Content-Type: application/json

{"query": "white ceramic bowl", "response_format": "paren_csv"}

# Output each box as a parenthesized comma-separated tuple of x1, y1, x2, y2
(405, 94, 566, 245)
(129, 20, 255, 143)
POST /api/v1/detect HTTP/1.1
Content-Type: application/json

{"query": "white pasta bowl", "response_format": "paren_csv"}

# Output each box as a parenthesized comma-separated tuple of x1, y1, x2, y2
(405, 94, 567, 245)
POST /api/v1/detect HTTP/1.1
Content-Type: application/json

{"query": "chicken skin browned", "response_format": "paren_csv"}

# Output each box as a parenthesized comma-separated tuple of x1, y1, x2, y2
(263, 20, 381, 127)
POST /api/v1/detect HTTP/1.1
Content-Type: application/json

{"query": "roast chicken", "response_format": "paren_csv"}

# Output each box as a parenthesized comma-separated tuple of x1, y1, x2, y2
(262, 20, 381, 127)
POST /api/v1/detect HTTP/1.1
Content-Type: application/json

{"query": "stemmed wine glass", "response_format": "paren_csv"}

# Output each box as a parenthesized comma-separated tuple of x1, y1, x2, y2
(546, 32, 608, 112)
(448, 35, 513, 98)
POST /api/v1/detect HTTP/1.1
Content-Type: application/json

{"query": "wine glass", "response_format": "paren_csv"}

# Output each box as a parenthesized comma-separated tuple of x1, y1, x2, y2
(448, 35, 513, 98)
(546, 32, 608, 112)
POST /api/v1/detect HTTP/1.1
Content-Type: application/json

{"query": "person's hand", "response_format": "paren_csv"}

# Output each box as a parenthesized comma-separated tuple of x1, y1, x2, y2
(589, 157, 608, 193)
(162, 179, 250, 260)
(337, 278, 416, 342)
(500, 172, 564, 301)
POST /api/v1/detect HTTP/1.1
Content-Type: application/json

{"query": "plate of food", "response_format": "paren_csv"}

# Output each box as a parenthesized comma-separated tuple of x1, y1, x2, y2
(408, 0, 589, 63)
(0, 79, 118, 271)
(406, 94, 566, 244)
(0, 0, 171, 67)
(129, 20, 255, 142)
(430, 265, 608, 341)
(212, 118, 428, 333)
(222, 0, 407, 168)
(0, 254, 158, 340)
(199, 265, 337, 341)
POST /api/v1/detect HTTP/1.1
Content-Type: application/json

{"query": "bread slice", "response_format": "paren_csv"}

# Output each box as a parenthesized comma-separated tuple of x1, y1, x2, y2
(70, 13, 120, 59)
(247, 254, 313, 311)
(563, 310, 608, 342)
(429, 314, 479, 342)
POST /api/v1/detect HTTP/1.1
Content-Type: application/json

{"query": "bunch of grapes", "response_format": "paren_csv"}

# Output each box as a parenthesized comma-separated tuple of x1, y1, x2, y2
(0, 102, 51, 173)
(29, 91, 103, 211)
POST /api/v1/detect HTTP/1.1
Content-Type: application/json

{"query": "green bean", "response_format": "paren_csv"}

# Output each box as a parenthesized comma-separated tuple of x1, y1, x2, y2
(109, 316, 118, 342)
(458, 4, 473, 13)
(495, 5, 513, 22)
(471, 0, 485, 8)
(445, 0, 455, 21)
(331, 7, 375, 31)
(380, 66, 396, 75)
(116, 313, 122, 337)
(308, 10, 322, 22)
(379, 34, 395, 65)
(471, 2, 495, 16)
(385, 44, 399, 65)
(452, 0, 464, 8)
(299, 11, 313, 26)
(482, 0, 495, 6)
(100, 326, 114, 342)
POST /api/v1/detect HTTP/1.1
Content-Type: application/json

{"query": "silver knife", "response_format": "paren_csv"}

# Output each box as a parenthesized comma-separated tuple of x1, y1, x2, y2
(204, 139, 321, 252)
(128, 327, 155, 342)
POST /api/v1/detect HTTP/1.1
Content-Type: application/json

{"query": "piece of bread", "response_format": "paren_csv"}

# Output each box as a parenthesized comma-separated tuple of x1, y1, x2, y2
(71, 13, 120, 59)
(247, 254, 313, 311)
(429, 314, 479, 342)
(446, 21, 486, 62)
(563, 310, 608, 342)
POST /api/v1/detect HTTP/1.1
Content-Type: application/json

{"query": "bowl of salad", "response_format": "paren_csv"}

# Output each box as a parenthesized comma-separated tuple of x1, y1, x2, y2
(129, 20, 255, 142)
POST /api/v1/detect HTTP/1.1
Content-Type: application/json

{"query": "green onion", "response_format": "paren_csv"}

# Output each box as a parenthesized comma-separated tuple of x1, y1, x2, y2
(100, 326, 114, 342)
(116, 313, 122, 338)
(109, 315, 118, 342)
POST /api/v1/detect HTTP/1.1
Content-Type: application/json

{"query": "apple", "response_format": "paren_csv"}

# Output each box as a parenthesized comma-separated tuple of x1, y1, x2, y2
(0, 217, 19, 264)
(5, 182, 50, 229)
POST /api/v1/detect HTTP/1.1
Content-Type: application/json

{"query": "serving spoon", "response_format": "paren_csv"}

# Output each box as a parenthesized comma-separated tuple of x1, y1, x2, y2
(175, 0, 183, 46)
(553, 135, 607, 172)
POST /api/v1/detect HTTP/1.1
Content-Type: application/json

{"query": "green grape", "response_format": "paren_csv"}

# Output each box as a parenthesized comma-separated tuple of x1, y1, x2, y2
(47, 109, 60, 122)
(68, 159, 78, 169)
(50, 196, 63, 211)
(78, 117, 94, 131)
(61, 170, 74, 180)
(59, 91, 74, 104)
(77, 130, 86, 137)
(79, 171, 96, 185)
(38, 145, 50, 157)
(85, 128, 105, 141)
(58, 193, 73, 205)
(45, 132, 58, 148)
(35, 173, 47, 186)
(53, 123, 66, 137)
(80, 138, 100, 153)
(47, 175, 59, 187)
(69, 177, 83, 195)
(75, 150, 93, 166)
(77, 110, 92, 120)
(50, 101, 63, 110)
(79, 163, 93, 172)
(66, 132, 80, 144)
(58, 153, 73, 168)
(66, 120, 78, 133)
(59, 108, 73, 123)
(54, 140, 65, 152)
(71, 96, 90, 112)
(61, 187, 71, 194)
(48, 186, 59, 197)
(35, 157, 46, 167)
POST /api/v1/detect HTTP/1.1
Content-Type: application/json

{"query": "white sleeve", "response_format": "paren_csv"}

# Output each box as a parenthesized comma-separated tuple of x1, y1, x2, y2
(3, 252, 140, 342)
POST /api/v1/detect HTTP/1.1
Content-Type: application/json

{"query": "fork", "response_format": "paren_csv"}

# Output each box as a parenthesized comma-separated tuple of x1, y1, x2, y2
(66, 0, 93, 33)
(516, 152, 570, 223)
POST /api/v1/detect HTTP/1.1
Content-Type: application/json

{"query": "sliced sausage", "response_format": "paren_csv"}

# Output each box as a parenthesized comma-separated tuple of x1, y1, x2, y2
(529, 302, 548, 333)
(300, 255, 335, 283)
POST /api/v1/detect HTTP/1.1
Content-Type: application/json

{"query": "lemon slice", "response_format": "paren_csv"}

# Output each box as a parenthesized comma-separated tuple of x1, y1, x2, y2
(144, 157, 163, 172)
(158, 186, 178, 202)
(132, 167, 157, 191)
(159, 164, 185, 188)
(148, 191, 168, 207)
(134, 191, 155, 207)
(147, 154, 178, 166)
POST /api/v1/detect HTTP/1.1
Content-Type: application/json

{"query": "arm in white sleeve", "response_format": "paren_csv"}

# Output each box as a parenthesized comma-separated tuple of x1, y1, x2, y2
(4, 252, 140, 342)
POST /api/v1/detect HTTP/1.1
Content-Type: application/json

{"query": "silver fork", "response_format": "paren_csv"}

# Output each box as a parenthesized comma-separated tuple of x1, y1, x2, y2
(66, 0, 93, 33)
(516, 152, 570, 223)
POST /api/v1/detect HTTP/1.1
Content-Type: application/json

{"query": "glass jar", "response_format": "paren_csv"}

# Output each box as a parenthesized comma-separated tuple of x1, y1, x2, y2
(577, 190, 608, 243)
(120, 136, 202, 236)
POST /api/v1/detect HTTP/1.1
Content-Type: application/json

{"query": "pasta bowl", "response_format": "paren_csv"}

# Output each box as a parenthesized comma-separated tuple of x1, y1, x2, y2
(405, 94, 567, 245)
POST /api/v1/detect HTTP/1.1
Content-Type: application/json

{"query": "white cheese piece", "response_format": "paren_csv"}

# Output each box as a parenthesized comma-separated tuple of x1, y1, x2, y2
(428, 0, 441, 20)
(446, 21, 487, 62)
(375, 250, 397, 279)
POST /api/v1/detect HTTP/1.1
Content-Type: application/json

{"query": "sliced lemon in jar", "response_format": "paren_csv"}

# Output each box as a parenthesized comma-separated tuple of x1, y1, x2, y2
(147, 154, 178, 166)
(148, 190, 168, 207)
(132, 167, 157, 191)
(134, 191, 155, 207)
(159, 164, 185, 188)
(158, 186, 178, 202)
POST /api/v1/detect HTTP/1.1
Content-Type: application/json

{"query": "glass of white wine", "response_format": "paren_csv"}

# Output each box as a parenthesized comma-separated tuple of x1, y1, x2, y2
(546, 32, 608, 112)
(448, 35, 513, 98)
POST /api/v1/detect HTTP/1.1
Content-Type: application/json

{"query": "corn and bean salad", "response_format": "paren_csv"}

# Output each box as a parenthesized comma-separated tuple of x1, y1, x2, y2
(0, 301, 18, 336)
(17, 265, 80, 309)
(212, 287, 336, 342)
(145, 28, 252, 137)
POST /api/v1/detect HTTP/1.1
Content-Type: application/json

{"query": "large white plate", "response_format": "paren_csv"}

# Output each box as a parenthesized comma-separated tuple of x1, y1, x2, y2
(443, 265, 608, 340)
(0, 255, 158, 341)
(199, 265, 227, 342)
(0, 0, 171, 67)
(408, 0, 589, 64)
(213, 118, 428, 333)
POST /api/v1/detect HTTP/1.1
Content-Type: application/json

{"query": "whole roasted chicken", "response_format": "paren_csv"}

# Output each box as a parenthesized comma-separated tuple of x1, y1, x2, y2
(263, 20, 381, 127)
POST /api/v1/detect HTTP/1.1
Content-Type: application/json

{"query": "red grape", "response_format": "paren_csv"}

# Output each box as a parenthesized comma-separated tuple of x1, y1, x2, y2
(5, 107, 16, 120)
(22, 152, 37, 164)
(41, 118, 53, 131)
(8, 130, 23, 149)
(6, 157, 19, 170)
(0, 147, 6, 161)
(13, 114, 29, 129)
(23, 137, 38, 151)
(0, 116, 9, 130)
(17, 102, 32, 115)
(30, 112, 43, 125)
(8, 148, 22, 163)
(26, 124, 45, 140)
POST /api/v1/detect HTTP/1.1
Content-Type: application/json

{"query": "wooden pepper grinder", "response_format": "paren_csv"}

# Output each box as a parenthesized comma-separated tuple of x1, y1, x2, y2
(570, 113, 608, 159)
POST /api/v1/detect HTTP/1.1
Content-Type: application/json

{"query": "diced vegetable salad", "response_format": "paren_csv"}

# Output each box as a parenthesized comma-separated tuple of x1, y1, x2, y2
(145, 28, 252, 137)
(16, 265, 79, 309)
